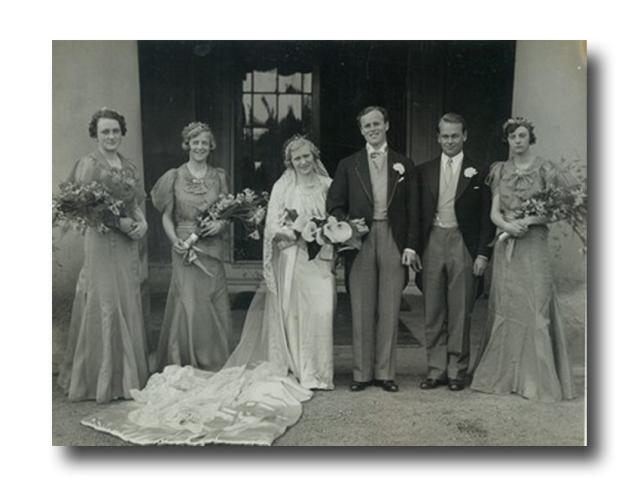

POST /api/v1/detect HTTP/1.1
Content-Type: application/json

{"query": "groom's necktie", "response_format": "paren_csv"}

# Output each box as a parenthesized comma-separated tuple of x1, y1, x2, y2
(370, 151, 384, 171)
(369, 150, 388, 221)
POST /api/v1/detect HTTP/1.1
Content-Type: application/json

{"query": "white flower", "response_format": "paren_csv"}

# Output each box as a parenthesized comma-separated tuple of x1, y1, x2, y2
(292, 214, 311, 233)
(315, 229, 327, 246)
(464, 167, 478, 178)
(242, 188, 256, 202)
(392, 163, 405, 176)
(323, 218, 353, 244)
(350, 218, 369, 234)
(301, 221, 319, 242)
(250, 207, 266, 224)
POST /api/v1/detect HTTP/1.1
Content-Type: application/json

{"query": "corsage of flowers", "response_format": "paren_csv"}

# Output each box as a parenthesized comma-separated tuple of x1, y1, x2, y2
(392, 163, 405, 182)
(464, 167, 478, 178)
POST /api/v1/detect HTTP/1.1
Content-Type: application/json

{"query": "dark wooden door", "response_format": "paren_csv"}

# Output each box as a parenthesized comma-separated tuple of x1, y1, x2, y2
(319, 41, 410, 176)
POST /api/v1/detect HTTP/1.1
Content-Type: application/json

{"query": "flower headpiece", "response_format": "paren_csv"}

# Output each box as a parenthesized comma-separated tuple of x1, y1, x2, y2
(181, 121, 214, 150)
(282, 134, 329, 177)
(502, 116, 537, 143)
(283, 134, 318, 163)
(502, 116, 535, 132)
(283, 134, 316, 159)
(183, 121, 212, 134)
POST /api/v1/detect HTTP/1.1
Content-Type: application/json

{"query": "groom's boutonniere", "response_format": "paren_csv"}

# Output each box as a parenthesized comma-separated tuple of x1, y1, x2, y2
(464, 167, 478, 178)
(393, 163, 405, 182)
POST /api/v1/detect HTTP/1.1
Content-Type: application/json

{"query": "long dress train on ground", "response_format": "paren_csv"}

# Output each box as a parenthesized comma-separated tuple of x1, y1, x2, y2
(80, 169, 335, 445)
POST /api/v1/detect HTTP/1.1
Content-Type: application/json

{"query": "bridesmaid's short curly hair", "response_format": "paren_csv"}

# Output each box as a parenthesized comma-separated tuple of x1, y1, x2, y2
(181, 121, 216, 151)
(88, 108, 127, 138)
(502, 116, 537, 144)
(283, 135, 321, 169)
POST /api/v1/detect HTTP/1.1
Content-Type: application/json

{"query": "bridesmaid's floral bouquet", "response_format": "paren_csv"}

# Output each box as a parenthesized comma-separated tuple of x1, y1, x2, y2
(280, 209, 369, 260)
(52, 181, 126, 234)
(496, 157, 587, 253)
(182, 188, 269, 249)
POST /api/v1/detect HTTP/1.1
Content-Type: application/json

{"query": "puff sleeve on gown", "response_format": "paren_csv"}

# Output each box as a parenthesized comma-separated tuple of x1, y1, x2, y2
(80, 170, 335, 445)
(471, 157, 574, 402)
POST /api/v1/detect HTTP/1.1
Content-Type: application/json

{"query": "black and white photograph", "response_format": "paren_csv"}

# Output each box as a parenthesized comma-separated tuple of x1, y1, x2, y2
(51, 39, 587, 447)
(5, 0, 640, 481)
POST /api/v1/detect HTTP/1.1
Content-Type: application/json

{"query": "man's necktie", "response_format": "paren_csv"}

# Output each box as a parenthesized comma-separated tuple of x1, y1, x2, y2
(445, 158, 455, 187)
(370, 151, 383, 170)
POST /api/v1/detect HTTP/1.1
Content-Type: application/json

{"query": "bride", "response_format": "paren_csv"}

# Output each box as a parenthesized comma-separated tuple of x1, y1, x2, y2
(81, 135, 336, 446)
(226, 134, 335, 390)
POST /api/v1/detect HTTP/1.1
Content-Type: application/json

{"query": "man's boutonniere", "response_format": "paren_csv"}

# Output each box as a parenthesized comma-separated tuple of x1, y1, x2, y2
(464, 167, 478, 178)
(393, 163, 405, 182)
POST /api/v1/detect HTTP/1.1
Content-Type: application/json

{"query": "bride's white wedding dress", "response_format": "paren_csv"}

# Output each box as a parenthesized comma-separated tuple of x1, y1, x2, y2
(81, 169, 335, 446)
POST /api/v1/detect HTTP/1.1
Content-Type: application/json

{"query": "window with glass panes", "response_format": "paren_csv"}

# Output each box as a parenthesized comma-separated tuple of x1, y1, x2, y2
(234, 67, 314, 261)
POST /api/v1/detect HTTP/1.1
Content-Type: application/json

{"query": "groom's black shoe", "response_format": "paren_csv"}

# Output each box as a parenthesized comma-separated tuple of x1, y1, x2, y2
(419, 378, 448, 390)
(350, 380, 373, 392)
(373, 380, 399, 392)
(448, 380, 465, 391)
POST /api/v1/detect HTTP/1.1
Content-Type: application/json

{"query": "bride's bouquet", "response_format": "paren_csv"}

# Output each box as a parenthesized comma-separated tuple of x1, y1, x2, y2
(495, 157, 587, 253)
(53, 181, 126, 234)
(279, 209, 369, 260)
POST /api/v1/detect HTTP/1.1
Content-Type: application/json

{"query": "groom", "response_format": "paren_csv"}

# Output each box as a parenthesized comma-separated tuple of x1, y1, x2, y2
(327, 106, 419, 392)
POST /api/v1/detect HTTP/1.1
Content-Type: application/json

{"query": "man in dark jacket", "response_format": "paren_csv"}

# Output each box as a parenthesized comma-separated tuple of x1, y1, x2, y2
(327, 106, 420, 393)
(415, 113, 494, 391)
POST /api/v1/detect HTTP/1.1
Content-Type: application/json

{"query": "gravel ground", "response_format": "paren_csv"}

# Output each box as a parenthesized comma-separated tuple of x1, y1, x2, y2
(52, 285, 586, 447)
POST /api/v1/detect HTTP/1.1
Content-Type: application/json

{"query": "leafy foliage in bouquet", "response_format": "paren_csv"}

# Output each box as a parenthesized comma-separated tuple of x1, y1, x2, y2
(52, 181, 126, 234)
(197, 188, 269, 241)
(281, 208, 369, 260)
(515, 157, 587, 251)
(171, 188, 269, 277)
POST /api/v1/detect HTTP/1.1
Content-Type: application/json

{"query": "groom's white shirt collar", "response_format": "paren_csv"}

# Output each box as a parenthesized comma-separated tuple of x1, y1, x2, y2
(366, 142, 388, 155)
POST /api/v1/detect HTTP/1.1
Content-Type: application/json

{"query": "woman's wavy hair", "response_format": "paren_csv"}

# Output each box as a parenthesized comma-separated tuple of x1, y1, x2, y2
(502, 116, 537, 144)
(88, 108, 127, 138)
(181, 121, 216, 151)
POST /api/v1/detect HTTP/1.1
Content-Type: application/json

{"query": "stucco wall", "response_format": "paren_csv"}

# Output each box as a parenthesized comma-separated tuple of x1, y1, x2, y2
(512, 40, 587, 284)
(52, 41, 145, 300)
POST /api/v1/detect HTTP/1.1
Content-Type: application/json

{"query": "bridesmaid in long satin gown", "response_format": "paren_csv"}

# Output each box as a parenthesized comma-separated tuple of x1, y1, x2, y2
(471, 117, 574, 402)
(150, 122, 232, 372)
(58, 108, 149, 403)
(81, 136, 334, 446)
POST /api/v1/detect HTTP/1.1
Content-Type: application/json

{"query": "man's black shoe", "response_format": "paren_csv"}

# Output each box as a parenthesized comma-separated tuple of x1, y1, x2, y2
(373, 379, 399, 392)
(350, 380, 373, 392)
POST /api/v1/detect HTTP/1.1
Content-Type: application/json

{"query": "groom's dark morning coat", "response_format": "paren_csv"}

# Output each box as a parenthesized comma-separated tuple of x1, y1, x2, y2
(326, 147, 419, 254)
(326, 145, 419, 382)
